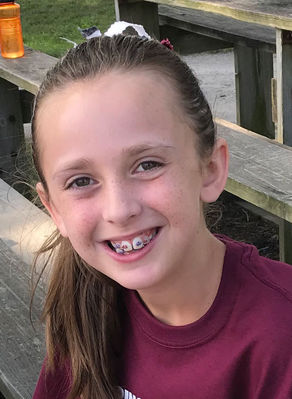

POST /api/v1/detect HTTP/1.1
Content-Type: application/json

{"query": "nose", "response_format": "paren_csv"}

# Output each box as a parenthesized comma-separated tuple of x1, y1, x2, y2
(102, 180, 142, 225)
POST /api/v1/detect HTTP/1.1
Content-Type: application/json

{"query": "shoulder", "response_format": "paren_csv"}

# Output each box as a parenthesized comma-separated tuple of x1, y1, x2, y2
(221, 235, 292, 302)
(220, 235, 292, 334)
(239, 239, 292, 303)
(220, 237, 292, 394)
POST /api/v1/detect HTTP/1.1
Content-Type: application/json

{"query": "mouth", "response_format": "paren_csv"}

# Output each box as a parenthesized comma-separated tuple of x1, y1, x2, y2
(106, 227, 160, 255)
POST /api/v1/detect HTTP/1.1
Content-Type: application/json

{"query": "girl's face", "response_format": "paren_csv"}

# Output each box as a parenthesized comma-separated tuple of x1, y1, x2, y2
(36, 70, 227, 292)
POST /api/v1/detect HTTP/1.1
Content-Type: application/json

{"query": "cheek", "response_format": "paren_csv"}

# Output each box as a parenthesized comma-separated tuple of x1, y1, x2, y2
(142, 170, 202, 222)
(56, 199, 99, 239)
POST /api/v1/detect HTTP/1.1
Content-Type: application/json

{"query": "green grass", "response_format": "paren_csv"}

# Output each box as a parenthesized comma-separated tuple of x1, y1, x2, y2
(18, 0, 115, 57)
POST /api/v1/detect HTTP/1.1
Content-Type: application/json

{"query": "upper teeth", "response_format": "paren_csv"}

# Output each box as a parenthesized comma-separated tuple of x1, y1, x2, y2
(133, 237, 144, 250)
(110, 230, 156, 253)
(120, 241, 133, 252)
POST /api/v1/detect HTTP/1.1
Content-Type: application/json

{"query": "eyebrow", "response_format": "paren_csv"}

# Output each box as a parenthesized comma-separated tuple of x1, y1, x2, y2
(122, 144, 175, 157)
(52, 158, 92, 180)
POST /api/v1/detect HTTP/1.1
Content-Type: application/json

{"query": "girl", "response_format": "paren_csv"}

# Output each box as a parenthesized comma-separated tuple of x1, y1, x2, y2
(32, 35, 292, 399)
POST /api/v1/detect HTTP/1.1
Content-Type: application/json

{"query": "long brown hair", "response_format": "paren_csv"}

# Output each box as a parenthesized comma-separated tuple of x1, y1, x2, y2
(32, 34, 216, 399)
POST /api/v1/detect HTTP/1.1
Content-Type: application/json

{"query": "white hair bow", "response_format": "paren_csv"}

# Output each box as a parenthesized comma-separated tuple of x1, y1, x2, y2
(60, 21, 151, 47)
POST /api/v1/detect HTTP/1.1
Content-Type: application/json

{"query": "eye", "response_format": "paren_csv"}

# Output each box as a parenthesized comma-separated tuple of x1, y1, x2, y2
(135, 160, 163, 173)
(66, 176, 94, 189)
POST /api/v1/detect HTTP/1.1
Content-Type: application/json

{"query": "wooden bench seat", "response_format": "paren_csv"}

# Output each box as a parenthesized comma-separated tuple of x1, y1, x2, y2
(216, 119, 292, 223)
(159, 5, 276, 52)
(0, 177, 52, 399)
(0, 237, 45, 399)
(0, 47, 56, 95)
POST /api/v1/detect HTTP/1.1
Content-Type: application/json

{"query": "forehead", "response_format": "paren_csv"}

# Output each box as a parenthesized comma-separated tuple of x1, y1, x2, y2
(36, 69, 196, 164)
(38, 68, 183, 125)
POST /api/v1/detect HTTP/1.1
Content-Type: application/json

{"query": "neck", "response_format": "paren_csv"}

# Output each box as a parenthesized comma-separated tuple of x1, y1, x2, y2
(137, 232, 226, 326)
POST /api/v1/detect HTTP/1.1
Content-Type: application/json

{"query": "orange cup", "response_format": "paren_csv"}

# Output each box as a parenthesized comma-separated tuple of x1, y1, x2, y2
(0, 1, 24, 59)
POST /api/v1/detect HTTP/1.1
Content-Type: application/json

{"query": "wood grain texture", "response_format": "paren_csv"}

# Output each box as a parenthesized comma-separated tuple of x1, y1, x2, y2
(0, 48, 57, 95)
(147, 0, 292, 30)
(216, 119, 292, 223)
(159, 5, 276, 51)
(281, 31, 292, 146)
(0, 239, 45, 399)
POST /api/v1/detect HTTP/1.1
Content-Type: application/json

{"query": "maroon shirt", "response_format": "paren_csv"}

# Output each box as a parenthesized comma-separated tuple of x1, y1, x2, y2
(33, 237, 292, 399)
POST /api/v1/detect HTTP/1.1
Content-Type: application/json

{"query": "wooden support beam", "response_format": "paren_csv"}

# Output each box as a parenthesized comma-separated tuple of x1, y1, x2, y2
(115, 0, 160, 38)
(276, 29, 284, 143)
(19, 90, 35, 124)
(234, 45, 274, 139)
(275, 29, 292, 264)
(0, 78, 24, 183)
(279, 219, 292, 265)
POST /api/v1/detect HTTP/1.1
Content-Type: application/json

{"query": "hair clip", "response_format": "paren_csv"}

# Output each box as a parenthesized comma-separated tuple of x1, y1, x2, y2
(160, 38, 174, 50)
(77, 22, 151, 41)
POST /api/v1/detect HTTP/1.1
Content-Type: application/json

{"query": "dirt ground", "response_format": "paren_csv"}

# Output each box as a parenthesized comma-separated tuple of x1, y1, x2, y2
(183, 49, 236, 123)
(207, 191, 279, 260)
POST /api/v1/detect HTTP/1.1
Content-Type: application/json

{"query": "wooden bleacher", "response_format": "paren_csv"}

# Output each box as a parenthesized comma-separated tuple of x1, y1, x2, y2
(0, 177, 53, 399)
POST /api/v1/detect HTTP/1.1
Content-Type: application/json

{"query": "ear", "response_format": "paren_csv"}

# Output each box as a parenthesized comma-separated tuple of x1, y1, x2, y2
(36, 182, 68, 237)
(200, 138, 229, 203)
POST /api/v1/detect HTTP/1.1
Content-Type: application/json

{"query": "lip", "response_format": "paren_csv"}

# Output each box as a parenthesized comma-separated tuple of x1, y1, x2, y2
(102, 227, 158, 243)
(102, 227, 161, 263)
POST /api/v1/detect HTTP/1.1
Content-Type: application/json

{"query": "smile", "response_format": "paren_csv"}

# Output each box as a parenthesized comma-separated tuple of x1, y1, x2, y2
(107, 228, 159, 255)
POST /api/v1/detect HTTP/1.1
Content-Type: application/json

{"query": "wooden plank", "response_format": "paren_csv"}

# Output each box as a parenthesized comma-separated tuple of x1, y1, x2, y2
(276, 29, 284, 143)
(234, 45, 274, 138)
(0, 239, 45, 399)
(159, 5, 276, 52)
(280, 30, 292, 146)
(216, 119, 292, 224)
(146, 0, 292, 31)
(116, 0, 160, 38)
(0, 47, 57, 95)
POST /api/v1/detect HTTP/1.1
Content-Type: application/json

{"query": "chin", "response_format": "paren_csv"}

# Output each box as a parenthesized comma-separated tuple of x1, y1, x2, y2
(116, 268, 164, 292)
